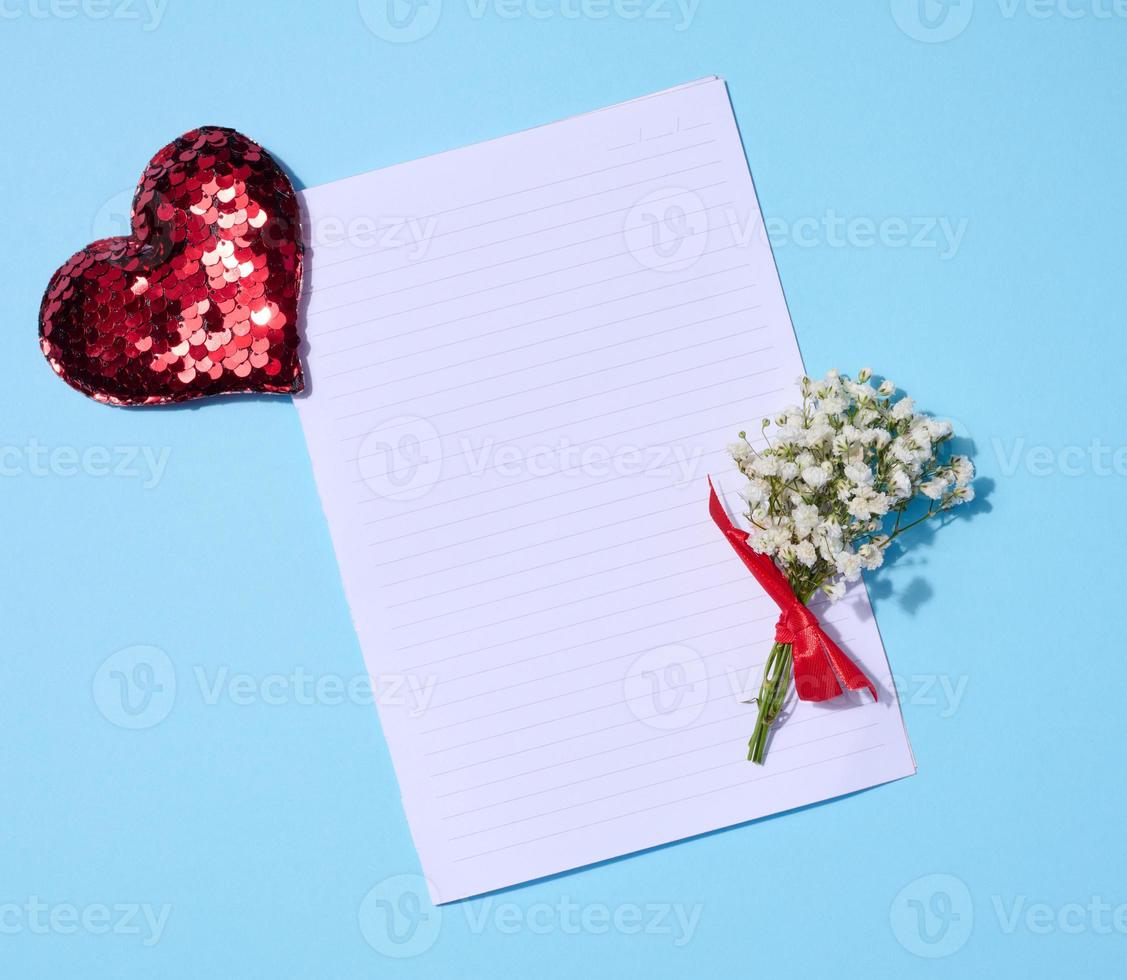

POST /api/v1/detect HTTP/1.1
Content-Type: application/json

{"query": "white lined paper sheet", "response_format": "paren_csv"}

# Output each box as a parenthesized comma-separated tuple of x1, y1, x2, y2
(296, 79, 915, 904)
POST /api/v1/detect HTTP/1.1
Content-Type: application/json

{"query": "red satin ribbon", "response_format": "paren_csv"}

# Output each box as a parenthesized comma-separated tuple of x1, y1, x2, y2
(708, 477, 877, 703)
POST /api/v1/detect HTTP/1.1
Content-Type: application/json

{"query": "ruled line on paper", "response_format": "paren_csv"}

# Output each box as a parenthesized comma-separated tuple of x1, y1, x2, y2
(417, 606, 844, 719)
(306, 165, 726, 314)
(322, 266, 755, 375)
(320, 263, 751, 368)
(394, 576, 752, 655)
(441, 722, 876, 820)
(451, 745, 888, 863)
(376, 499, 699, 572)
(422, 644, 857, 760)
(309, 181, 733, 332)
(349, 369, 783, 480)
(308, 189, 733, 323)
(333, 317, 758, 418)
(445, 720, 880, 839)
(333, 299, 763, 403)
(311, 138, 721, 272)
(407, 595, 776, 676)
(388, 538, 717, 610)
(337, 339, 766, 427)
(317, 245, 750, 351)
(309, 199, 735, 309)
(434, 702, 854, 801)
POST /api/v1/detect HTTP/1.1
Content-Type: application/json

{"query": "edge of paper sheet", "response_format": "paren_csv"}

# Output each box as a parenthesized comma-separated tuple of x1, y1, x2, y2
(300, 77, 721, 197)
(295, 77, 918, 905)
(708, 78, 920, 780)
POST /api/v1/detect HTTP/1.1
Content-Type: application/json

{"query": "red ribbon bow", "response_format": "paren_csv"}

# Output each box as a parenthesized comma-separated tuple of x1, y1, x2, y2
(708, 477, 877, 703)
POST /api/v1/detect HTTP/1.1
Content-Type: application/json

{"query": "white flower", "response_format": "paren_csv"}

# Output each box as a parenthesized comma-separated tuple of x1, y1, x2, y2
(835, 550, 863, 582)
(820, 392, 846, 415)
(891, 396, 915, 421)
(926, 418, 953, 440)
(751, 455, 779, 477)
(847, 381, 875, 403)
(844, 461, 874, 486)
(847, 488, 891, 520)
(890, 437, 917, 466)
(727, 369, 974, 595)
(822, 580, 847, 602)
(805, 418, 833, 447)
(859, 542, 884, 570)
(795, 540, 817, 567)
(945, 485, 975, 507)
(862, 427, 890, 448)
(801, 463, 830, 488)
(740, 479, 770, 506)
(888, 467, 912, 499)
(728, 440, 754, 463)
(921, 477, 950, 500)
(792, 503, 820, 537)
(951, 455, 974, 485)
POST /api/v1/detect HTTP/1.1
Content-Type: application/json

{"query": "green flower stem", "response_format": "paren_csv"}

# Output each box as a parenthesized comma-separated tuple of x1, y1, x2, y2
(748, 641, 793, 764)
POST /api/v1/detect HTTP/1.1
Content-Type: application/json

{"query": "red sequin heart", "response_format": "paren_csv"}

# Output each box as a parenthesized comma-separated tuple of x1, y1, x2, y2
(39, 127, 304, 406)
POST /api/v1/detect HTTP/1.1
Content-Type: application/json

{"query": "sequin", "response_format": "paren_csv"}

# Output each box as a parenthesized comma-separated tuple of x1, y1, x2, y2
(39, 127, 304, 406)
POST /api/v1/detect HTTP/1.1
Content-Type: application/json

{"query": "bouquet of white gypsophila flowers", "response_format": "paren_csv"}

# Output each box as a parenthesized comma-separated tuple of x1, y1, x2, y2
(726, 368, 974, 763)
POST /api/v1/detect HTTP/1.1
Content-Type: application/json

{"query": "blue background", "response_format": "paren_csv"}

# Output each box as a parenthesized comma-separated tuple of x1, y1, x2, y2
(2, 0, 1124, 975)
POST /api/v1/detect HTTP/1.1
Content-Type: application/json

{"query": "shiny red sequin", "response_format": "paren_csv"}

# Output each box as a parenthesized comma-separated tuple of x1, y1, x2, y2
(39, 127, 304, 405)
